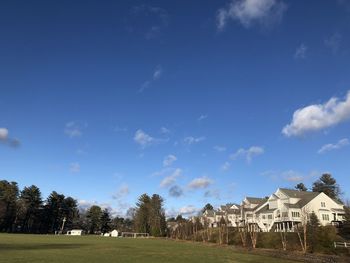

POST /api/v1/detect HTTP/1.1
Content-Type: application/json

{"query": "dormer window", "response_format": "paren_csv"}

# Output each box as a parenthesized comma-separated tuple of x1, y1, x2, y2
(321, 202, 326, 208)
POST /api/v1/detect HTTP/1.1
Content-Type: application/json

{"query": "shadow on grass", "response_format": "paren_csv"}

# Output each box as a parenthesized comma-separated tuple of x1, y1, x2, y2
(0, 243, 89, 251)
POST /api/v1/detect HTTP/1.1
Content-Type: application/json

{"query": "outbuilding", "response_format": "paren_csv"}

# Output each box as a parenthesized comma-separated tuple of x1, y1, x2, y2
(66, 229, 83, 236)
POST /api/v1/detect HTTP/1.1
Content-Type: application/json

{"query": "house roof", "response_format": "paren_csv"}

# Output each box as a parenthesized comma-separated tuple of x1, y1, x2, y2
(279, 188, 320, 208)
(204, 209, 215, 216)
(246, 197, 266, 204)
(256, 205, 276, 214)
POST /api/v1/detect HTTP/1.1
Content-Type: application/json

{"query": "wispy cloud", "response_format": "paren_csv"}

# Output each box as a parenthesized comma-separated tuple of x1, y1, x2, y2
(230, 146, 264, 163)
(294, 43, 307, 59)
(318, 138, 349, 154)
(204, 189, 221, 200)
(0, 128, 20, 148)
(262, 170, 319, 182)
(324, 33, 342, 54)
(114, 126, 128, 133)
(214, 145, 227, 152)
(169, 185, 184, 198)
(197, 115, 208, 122)
(134, 129, 166, 148)
(160, 168, 182, 188)
(178, 205, 200, 216)
(70, 162, 80, 173)
(188, 177, 213, 189)
(160, 127, 170, 134)
(139, 65, 163, 93)
(112, 184, 130, 200)
(130, 5, 169, 40)
(282, 91, 350, 137)
(183, 136, 206, 145)
(221, 161, 231, 171)
(64, 121, 86, 138)
(163, 154, 177, 167)
(217, 0, 287, 30)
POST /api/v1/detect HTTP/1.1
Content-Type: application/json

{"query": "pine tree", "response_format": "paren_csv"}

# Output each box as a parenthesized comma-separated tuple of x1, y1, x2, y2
(312, 173, 341, 201)
(100, 208, 111, 234)
(295, 183, 307, 191)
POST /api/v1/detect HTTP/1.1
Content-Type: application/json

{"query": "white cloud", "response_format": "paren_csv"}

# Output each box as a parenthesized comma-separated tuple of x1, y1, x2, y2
(160, 168, 182, 188)
(221, 161, 231, 171)
(262, 170, 319, 182)
(0, 128, 9, 140)
(153, 65, 163, 80)
(163, 154, 177, 167)
(139, 65, 163, 93)
(0, 128, 20, 147)
(178, 205, 200, 216)
(160, 127, 170, 134)
(294, 43, 307, 59)
(134, 129, 161, 148)
(70, 162, 80, 173)
(281, 170, 304, 182)
(217, 0, 287, 30)
(318, 138, 349, 154)
(197, 115, 208, 121)
(230, 146, 264, 162)
(112, 184, 130, 200)
(214, 145, 227, 152)
(188, 177, 213, 189)
(324, 33, 342, 54)
(64, 121, 85, 138)
(282, 91, 350, 137)
(183, 136, 206, 145)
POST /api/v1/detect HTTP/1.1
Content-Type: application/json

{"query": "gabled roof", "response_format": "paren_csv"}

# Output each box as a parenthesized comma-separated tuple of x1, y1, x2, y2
(245, 197, 266, 204)
(279, 188, 320, 208)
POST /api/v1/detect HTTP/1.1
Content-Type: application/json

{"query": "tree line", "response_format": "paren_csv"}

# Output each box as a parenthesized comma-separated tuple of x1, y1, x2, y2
(0, 180, 168, 236)
(0, 180, 133, 234)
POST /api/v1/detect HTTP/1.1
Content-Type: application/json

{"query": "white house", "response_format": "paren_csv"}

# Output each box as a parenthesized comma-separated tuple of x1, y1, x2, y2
(200, 188, 345, 233)
(66, 229, 83, 236)
(111, 230, 119, 237)
(253, 188, 345, 232)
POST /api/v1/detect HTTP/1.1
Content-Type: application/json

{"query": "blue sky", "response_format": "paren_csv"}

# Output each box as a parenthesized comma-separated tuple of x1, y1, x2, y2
(1, 0, 350, 217)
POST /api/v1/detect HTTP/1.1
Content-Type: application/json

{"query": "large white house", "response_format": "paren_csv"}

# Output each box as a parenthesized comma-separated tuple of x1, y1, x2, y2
(200, 188, 345, 232)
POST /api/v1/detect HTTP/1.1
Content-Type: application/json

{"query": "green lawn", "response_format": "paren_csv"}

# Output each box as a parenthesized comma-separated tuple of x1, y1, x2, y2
(0, 234, 298, 263)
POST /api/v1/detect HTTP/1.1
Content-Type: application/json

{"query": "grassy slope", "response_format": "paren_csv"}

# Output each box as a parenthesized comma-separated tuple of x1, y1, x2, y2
(0, 234, 298, 263)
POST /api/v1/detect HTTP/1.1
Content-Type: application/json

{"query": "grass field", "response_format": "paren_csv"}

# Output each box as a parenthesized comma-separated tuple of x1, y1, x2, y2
(0, 234, 299, 263)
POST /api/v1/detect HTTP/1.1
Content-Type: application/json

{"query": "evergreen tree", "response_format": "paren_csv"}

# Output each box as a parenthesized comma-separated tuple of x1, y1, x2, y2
(307, 212, 320, 253)
(0, 180, 19, 232)
(100, 208, 111, 234)
(19, 185, 42, 233)
(295, 183, 307, 191)
(134, 194, 151, 233)
(312, 173, 341, 201)
(87, 205, 102, 234)
(202, 203, 213, 213)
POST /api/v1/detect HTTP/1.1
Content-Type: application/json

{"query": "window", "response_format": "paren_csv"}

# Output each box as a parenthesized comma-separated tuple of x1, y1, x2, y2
(321, 202, 326, 208)
(268, 215, 273, 219)
(262, 215, 266, 219)
(292, 212, 300, 218)
(322, 214, 329, 221)
(282, 212, 288, 218)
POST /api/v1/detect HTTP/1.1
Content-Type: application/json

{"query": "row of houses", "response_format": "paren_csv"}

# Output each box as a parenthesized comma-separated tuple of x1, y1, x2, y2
(199, 188, 346, 232)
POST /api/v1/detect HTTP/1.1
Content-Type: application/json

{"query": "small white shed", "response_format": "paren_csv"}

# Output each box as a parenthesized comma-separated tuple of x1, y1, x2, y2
(66, 229, 83, 236)
(111, 230, 119, 237)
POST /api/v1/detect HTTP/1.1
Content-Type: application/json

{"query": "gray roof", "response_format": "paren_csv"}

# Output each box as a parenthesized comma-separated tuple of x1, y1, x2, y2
(246, 197, 266, 204)
(279, 188, 324, 208)
(256, 205, 276, 214)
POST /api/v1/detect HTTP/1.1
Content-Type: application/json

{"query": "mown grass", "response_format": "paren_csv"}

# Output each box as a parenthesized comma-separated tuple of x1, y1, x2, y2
(0, 234, 299, 263)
